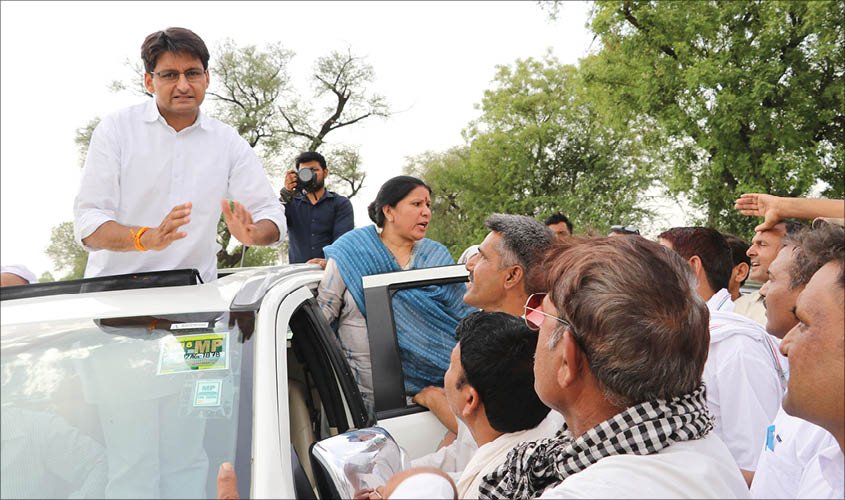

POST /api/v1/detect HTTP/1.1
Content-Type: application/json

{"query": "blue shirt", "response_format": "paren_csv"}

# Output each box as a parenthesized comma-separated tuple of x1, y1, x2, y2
(285, 190, 354, 263)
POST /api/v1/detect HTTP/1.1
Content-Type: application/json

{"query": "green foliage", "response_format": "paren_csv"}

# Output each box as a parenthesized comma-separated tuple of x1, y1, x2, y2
(281, 48, 390, 152)
(39, 271, 55, 283)
(586, 0, 844, 236)
(209, 40, 295, 168)
(45, 221, 87, 280)
(74, 117, 100, 168)
(408, 54, 657, 257)
(324, 144, 367, 199)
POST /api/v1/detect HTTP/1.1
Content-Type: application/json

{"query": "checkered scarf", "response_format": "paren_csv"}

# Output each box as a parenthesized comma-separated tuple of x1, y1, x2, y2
(478, 384, 713, 499)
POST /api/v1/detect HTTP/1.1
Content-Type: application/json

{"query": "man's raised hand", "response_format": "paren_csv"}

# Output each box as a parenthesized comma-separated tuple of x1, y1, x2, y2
(142, 202, 192, 250)
(221, 199, 260, 246)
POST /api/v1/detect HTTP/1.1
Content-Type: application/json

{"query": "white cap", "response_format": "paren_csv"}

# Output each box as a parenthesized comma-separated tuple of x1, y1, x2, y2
(389, 473, 455, 499)
(1, 264, 37, 284)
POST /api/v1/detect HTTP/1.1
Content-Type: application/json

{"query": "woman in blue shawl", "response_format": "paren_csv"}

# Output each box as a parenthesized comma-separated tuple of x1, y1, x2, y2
(317, 176, 473, 414)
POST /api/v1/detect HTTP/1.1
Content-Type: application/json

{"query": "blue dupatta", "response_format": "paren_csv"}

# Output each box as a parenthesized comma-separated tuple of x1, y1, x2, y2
(323, 225, 474, 394)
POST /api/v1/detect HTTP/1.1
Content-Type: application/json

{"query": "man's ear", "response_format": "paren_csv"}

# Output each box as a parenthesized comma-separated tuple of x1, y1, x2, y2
(144, 72, 155, 95)
(688, 255, 704, 277)
(503, 265, 524, 291)
(557, 330, 583, 389)
(734, 262, 750, 283)
(463, 386, 482, 419)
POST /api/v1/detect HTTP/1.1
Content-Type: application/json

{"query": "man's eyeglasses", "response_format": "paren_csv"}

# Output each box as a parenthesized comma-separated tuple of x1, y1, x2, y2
(524, 293, 590, 356)
(609, 225, 640, 235)
(149, 69, 206, 83)
(524, 293, 575, 332)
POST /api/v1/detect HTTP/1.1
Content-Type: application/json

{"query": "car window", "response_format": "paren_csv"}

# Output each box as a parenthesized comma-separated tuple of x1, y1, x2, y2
(0, 311, 252, 499)
(362, 266, 471, 416)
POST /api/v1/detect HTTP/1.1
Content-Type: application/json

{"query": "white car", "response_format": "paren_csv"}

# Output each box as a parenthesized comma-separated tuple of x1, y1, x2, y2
(0, 263, 469, 498)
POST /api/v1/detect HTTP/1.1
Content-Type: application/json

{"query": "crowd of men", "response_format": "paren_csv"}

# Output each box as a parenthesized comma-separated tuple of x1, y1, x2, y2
(1, 25, 842, 500)
(347, 198, 843, 500)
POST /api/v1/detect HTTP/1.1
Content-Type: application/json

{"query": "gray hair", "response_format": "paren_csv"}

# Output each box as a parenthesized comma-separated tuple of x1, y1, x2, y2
(484, 214, 553, 271)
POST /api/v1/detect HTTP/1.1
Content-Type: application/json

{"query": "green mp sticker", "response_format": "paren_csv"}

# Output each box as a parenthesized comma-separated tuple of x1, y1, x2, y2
(158, 332, 229, 374)
(194, 379, 223, 407)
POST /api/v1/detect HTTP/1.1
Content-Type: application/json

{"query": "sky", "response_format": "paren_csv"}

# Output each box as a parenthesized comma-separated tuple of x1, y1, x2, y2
(0, 1, 689, 279)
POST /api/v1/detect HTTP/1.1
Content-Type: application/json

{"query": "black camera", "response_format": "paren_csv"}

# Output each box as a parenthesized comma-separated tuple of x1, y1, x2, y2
(295, 168, 317, 192)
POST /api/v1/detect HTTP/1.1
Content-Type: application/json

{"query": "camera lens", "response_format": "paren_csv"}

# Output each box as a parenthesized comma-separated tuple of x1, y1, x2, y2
(297, 169, 314, 184)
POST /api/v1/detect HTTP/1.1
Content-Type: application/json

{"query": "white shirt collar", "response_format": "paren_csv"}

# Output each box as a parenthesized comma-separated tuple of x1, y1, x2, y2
(706, 288, 735, 313)
(142, 97, 208, 131)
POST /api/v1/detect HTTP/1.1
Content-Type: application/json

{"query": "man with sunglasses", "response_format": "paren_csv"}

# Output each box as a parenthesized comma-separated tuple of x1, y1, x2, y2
(384, 236, 748, 498)
(74, 27, 285, 284)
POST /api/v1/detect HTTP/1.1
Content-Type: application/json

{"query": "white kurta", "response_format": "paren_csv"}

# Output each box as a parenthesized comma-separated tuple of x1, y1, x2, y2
(74, 99, 285, 283)
(750, 406, 837, 499)
(456, 423, 561, 499)
(704, 289, 786, 471)
(795, 444, 845, 499)
(539, 433, 750, 499)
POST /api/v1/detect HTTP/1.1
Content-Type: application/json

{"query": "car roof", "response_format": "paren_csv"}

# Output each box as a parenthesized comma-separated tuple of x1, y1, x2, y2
(1, 265, 322, 326)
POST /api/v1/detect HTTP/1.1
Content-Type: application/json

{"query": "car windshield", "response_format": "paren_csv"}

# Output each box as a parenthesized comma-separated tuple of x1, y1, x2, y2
(1, 310, 252, 499)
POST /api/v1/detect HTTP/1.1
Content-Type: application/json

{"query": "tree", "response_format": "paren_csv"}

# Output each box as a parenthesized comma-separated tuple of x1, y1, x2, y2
(74, 117, 100, 168)
(278, 48, 390, 153)
(584, 0, 844, 235)
(45, 222, 87, 280)
(409, 54, 658, 257)
(208, 42, 388, 266)
(324, 144, 367, 199)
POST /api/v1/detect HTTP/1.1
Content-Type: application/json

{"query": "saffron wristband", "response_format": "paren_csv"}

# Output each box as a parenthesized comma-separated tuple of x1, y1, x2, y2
(131, 226, 150, 251)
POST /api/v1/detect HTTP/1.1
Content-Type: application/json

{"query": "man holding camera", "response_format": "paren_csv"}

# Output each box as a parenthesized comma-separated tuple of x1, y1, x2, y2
(280, 151, 354, 266)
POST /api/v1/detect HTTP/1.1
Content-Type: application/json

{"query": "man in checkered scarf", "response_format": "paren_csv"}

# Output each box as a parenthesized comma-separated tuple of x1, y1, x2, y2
(478, 236, 751, 499)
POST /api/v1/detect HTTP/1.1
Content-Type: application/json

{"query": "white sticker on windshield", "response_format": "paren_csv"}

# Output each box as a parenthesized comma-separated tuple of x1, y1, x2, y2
(158, 332, 229, 374)
(171, 322, 211, 330)
(194, 379, 223, 407)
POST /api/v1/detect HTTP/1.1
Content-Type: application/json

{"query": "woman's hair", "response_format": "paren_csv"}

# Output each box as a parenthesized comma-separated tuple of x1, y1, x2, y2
(367, 176, 431, 228)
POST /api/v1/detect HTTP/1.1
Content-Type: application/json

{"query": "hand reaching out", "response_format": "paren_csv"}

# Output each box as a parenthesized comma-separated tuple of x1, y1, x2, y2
(734, 193, 782, 231)
(412, 386, 445, 409)
(221, 199, 260, 246)
(142, 202, 192, 250)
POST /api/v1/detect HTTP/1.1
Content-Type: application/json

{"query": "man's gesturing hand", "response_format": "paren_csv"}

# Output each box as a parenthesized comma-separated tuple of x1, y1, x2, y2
(142, 202, 192, 250)
(222, 199, 262, 246)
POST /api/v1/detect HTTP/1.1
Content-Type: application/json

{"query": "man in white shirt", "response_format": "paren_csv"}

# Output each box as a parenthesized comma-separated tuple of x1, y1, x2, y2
(777, 221, 844, 499)
(443, 312, 552, 498)
(74, 27, 285, 283)
(659, 227, 784, 484)
(411, 214, 555, 473)
(735, 221, 804, 326)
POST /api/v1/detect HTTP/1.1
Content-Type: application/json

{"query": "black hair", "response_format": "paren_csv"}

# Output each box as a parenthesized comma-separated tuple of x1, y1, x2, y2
(294, 151, 327, 170)
(367, 176, 431, 228)
(456, 311, 549, 433)
(141, 27, 210, 73)
(544, 212, 573, 234)
(780, 219, 807, 242)
(658, 227, 733, 293)
(722, 233, 751, 286)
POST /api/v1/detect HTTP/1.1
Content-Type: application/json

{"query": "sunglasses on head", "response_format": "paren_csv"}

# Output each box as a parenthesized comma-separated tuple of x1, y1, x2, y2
(610, 225, 640, 235)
